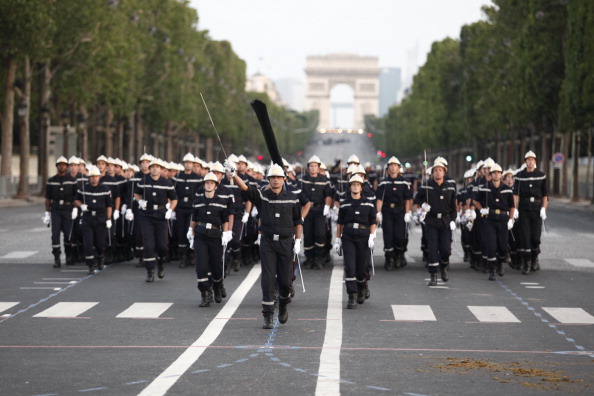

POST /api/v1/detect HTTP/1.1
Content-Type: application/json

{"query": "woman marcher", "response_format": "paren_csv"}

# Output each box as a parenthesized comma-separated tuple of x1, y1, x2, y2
(333, 174, 377, 309)
(188, 172, 232, 307)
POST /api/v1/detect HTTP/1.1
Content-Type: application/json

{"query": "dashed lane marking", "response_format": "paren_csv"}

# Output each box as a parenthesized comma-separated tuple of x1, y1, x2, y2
(33, 302, 99, 318)
(315, 265, 343, 395)
(137, 264, 261, 396)
(542, 307, 594, 324)
(0, 251, 37, 259)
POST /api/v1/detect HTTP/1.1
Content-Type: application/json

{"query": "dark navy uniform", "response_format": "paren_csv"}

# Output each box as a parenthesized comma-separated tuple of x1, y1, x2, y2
(221, 174, 252, 270)
(456, 183, 472, 263)
(300, 174, 332, 268)
(173, 170, 203, 266)
(414, 178, 457, 280)
(338, 195, 377, 302)
(131, 171, 150, 262)
(75, 182, 112, 273)
(241, 184, 302, 317)
(514, 168, 548, 272)
(474, 181, 514, 277)
(45, 173, 78, 266)
(135, 175, 177, 280)
(192, 193, 230, 302)
(377, 175, 412, 269)
(100, 174, 120, 263)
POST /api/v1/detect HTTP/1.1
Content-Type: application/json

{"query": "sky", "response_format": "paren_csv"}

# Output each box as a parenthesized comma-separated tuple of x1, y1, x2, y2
(189, 0, 492, 84)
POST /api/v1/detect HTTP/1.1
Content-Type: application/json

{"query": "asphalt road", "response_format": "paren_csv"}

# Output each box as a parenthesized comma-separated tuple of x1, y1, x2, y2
(0, 197, 593, 396)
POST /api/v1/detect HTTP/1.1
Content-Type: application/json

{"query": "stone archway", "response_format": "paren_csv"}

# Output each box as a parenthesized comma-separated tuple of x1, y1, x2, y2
(305, 54, 380, 131)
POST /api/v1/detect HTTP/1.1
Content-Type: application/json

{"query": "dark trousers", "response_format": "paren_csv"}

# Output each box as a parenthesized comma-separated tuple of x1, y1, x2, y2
(260, 237, 293, 314)
(517, 209, 542, 259)
(483, 218, 508, 268)
(138, 215, 168, 270)
(342, 234, 370, 294)
(133, 209, 144, 258)
(80, 216, 106, 266)
(51, 209, 72, 253)
(425, 224, 451, 273)
(176, 208, 193, 251)
(194, 235, 224, 291)
(382, 210, 406, 257)
(303, 207, 326, 257)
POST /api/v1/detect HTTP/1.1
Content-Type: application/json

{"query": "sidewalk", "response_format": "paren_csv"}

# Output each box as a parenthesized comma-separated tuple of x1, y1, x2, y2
(0, 196, 45, 208)
(548, 196, 594, 213)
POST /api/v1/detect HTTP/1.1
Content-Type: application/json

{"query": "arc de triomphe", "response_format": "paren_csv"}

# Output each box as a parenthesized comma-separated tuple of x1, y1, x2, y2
(305, 54, 380, 131)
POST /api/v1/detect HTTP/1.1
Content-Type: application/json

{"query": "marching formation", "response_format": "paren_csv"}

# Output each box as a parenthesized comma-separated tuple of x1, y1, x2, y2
(43, 149, 548, 328)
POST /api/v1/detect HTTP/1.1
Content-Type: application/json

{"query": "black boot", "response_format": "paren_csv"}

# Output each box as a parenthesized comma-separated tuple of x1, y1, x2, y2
(357, 284, 367, 304)
(178, 250, 187, 268)
(384, 255, 394, 271)
(52, 249, 61, 268)
(185, 249, 193, 268)
(135, 257, 145, 268)
(400, 253, 408, 267)
(428, 273, 438, 286)
(522, 258, 530, 275)
(220, 280, 227, 298)
(497, 259, 504, 276)
(488, 270, 496, 281)
(463, 250, 469, 263)
(531, 255, 540, 272)
(262, 313, 274, 329)
(146, 269, 155, 282)
(278, 302, 288, 324)
(88, 263, 96, 275)
(66, 246, 75, 266)
(213, 282, 222, 303)
(97, 256, 105, 271)
(199, 289, 211, 307)
(440, 264, 449, 282)
(232, 252, 241, 272)
(314, 255, 324, 270)
(157, 259, 165, 279)
(347, 293, 357, 309)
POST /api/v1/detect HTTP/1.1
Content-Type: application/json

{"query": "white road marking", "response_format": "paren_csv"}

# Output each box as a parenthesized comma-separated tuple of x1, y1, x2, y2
(33, 302, 98, 318)
(0, 251, 37, 259)
(525, 286, 545, 289)
(315, 265, 343, 395)
(138, 264, 262, 396)
(391, 305, 437, 321)
(30, 227, 49, 232)
(564, 258, 594, 268)
(116, 303, 173, 318)
(20, 287, 61, 290)
(0, 302, 19, 314)
(467, 306, 521, 323)
(520, 282, 540, 285)
(34, 281, 72, 285)
(542, 307, 594, 324)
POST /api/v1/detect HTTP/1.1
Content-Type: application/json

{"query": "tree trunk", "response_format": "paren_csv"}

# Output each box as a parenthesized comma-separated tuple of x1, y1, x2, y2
(1, 56, 17, 176)
(561, 131, 570, 197)
(586, 127, 592, 201)
(166, 120, 174, 160)
(38, 61, 52, 192)
(78, 106, 89, 160)
(105, 109, 114, 156)
(572, 130, 580, 202)
(16, 56, 32, 199)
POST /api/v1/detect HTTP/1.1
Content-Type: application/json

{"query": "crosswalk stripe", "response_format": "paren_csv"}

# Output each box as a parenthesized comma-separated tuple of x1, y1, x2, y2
(391, 305, 436, 321)
(467, 306, 521, 323)
(0, 251, 37, 259)
(0, 302, 19, 314)
(564, 258, 594, 268)
(542, 307, 594, 324)
(33, 302, 99, 318)
(116, 303, 173, 318)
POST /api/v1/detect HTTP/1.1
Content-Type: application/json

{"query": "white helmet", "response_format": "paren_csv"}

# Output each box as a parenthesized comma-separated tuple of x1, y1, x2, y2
(282, 158, 290, 167)
(354, 164, 366, 175)
(237, 154, 248, 164)
(431, 160, 446, 170)
(387, 156, 401, 166)
(476, 160, 485, 169)
(463, 169, 475, 179)
(132, 164, 140, 172)
(347, 154, 360, 164)
(524, 150, 536, 159)
(210, 161, 225, 173)
(267, 163, 285, 178)
(203, 172, 219, 184)
(502, 168, 514, 177)
(346, 164, 358, 174)
(88, 165, 101, 177)
(106, 157, 116, 165)
(149, 158, 163, 168)
(139, 153, 151, 162)
(348, 174, 364, 185)
(490, 163, 503, 173)
(307, 155, 321, 165)
(68, 156, 80, 165)
(434, 156, 448, 167)
(320, 162, 327, 170)
(56, 156, 68, 165)
(96, 155, 108, 163)
(182, 152, 195, 162)
(227, 154, 239, 164)
(483, 157, 495, 169)
(121, 162, 129, 170)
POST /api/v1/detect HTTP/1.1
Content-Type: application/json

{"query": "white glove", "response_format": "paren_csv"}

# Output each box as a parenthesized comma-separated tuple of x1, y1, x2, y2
(170, 211, 177, 220)
(80, 204, 89, 212)
(138, 199, 147, 210)
(323, 204, 330, 217)
(466, 221, 474, 231)
(507, 219, 514, 230)
(106, 219, 112, 229)
(120, 204, 127, 214)
(468, 210, 477, 221)
(165, 209, 173, 220)
(251, 207, 258, 217)
(513, 208, 519, 219)
(255, 234, 261, 246)
(113, 210, 120, 221)
(455, 211, 461, 224)
(186, 227, 193, 242)
(188, 235, 194, 250)
(293, 238, 301, 255)
(333, 237, 342, 254)
(480, 208, 489, 216)
(376, 212, 383, 223)
(222, 230, 233, 246)
(223, 160, 236, 177)
(125, 209, 134, 221)
(368, 233, 376, 249)
(241, 212, 249, 223)
(421, 203, 431, 212)
(330, 206, 339, 222)
(71, 207, 78, 220)
(540, 207, 547, 220)
(42, 211, 51, 225)
(166, 202, 171, 210)
(404, 212, 412, 223)
(449, 221, 456, 231)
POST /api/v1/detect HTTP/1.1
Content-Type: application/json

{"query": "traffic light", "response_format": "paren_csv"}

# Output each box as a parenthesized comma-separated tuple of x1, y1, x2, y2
(367, 132, 373, 138)
(257, 155, 263, 161)
(465, 155, 472, 162)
